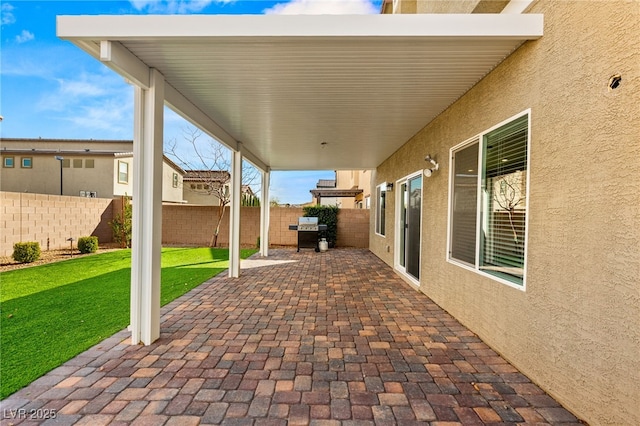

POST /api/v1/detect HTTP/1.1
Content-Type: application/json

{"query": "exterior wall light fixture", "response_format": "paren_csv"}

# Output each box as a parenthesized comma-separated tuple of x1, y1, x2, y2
(424, 155, 439, 177)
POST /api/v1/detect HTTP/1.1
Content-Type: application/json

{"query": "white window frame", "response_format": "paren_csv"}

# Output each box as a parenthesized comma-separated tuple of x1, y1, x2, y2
(3, 156, 14, 168)
(21, 157, 33, 168)
(447, 109, 531, 290)
(375, 183, 387, 237)
(118, 160, 129, 184)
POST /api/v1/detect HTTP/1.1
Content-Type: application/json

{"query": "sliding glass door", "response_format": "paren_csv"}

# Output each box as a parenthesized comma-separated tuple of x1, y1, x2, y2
(397, 173, 422, 282)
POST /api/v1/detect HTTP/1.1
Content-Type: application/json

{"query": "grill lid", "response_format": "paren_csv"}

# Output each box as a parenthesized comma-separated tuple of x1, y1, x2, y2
(298, 217, 318, 231)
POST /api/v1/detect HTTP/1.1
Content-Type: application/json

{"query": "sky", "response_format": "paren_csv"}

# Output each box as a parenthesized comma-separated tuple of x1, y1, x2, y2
(0, 0, 381, 204)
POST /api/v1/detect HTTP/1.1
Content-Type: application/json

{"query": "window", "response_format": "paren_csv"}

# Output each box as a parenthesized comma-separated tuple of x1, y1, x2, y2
(85, 159, 95, 168)
(3, 156, 14, 168)
(448, 111, 530, 287)
(21, 157, 32, 168)
(118, 161, 129, 183)
(73, 159, 83, 168)
(375, 183, 387, 236)
(62, 159, 71, 168)
(172, 173, 179, 188)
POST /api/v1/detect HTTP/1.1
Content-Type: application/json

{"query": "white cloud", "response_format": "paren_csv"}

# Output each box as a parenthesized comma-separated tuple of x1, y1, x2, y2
(15, 29, 34, 43)
(129, 0, 230, 14)
(264, 0, 378, 15)
(1, 3, 16, 26)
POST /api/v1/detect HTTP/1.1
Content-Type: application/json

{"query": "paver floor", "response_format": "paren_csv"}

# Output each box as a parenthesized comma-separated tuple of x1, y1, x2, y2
(1, 249, 583, 425)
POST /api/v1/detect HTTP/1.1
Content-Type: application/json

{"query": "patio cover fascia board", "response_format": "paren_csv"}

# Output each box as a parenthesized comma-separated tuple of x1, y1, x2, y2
(57, 13, 543, 172)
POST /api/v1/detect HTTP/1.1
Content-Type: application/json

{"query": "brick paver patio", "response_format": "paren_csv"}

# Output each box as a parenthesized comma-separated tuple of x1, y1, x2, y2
(1, 249, 583, 425)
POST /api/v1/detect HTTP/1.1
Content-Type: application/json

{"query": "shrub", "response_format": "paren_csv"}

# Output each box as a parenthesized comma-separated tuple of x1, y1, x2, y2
(110, 196, 132, 248)
(303, 205, 339, 247)
(78, 236, 99, 254)
(12, 242, 41, 263)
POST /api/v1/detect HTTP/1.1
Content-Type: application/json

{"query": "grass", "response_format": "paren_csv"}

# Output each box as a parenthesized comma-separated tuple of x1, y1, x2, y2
(0, 247, 256, 399)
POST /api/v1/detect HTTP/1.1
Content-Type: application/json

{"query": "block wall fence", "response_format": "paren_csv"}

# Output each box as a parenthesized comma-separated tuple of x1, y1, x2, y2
(1, 191, 114, 257)
(162, 205, 370, 249)
(1, 191, 369, 256)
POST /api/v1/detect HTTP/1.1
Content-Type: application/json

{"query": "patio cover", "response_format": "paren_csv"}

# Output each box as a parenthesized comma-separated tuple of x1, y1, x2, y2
(57, 12, 543, 344)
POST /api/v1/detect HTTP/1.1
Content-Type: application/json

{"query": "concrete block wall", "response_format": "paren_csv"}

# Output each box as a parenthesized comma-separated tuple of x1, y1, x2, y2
(162, 205, 369, 248)
(1, 191, 113, 256)
(337, 209, 370, 247)
(0, 193, 370, 256)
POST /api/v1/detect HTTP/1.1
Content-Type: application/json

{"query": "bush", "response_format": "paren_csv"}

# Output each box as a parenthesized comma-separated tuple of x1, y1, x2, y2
(110, 196, 132, 248)
(78, 236, 99, 254)
(303, 205, 339, 247)
(12, 242, 41, 263)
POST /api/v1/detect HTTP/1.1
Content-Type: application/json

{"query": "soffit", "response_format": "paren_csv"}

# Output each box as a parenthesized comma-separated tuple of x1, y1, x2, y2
(57, 14, 543, 171)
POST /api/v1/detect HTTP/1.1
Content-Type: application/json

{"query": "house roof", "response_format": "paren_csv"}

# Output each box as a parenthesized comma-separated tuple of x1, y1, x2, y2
(183, 170, 230, 182)
(316, 179, 336, 188)
(57, 13, 543, 171)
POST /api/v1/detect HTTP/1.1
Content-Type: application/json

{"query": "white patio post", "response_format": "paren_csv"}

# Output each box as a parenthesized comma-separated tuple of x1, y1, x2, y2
(260, 169, 270, 257)
(130, 68, 164, 345)
(229, 149, 242, 277)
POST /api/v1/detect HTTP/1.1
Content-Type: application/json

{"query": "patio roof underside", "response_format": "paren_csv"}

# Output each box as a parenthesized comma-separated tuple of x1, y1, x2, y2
(58, 14, 542, 171)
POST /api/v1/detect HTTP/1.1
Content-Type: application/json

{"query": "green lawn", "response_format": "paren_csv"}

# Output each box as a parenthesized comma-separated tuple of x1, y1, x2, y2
(0, 247, 256, 399)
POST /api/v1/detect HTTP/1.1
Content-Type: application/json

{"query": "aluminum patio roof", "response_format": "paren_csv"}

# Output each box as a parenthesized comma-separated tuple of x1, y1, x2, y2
(57, 13, 543, 171)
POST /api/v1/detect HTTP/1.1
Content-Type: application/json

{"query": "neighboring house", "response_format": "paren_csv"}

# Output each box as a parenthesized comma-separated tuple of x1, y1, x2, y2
(336, 170, 371, 209)
(182, 170, 230, 205)
(0, 138, 185, 203)
(182, 169, 257, 206)
(309, 171, 370, 208)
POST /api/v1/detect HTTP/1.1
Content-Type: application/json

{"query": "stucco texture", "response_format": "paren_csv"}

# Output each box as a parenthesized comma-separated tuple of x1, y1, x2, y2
(370, 1, 639, 425)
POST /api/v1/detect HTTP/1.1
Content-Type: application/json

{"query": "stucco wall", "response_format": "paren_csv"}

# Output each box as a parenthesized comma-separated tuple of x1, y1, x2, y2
(370, 1, 639, 425)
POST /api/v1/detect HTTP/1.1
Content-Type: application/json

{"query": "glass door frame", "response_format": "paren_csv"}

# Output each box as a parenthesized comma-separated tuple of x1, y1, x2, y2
(394, 170, 423, 286)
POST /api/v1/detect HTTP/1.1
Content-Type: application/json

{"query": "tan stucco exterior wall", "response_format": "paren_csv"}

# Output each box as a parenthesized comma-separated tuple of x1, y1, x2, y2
(0, 154, 118, 198)
(161, 162, 184, 203)
(370, 2, 639, 425)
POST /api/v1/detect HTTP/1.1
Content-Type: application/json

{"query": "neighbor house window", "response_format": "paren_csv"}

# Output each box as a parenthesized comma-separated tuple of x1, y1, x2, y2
(73, 159, 83, 168)
(448, 111, 530, 287)
(375, 183, 387, 236)
(118, 161, 129, 183)
(21, 157, 32, 168)
(85, 159, 95, 168)
(172, 173, 179, 188)
(3, 156, 14, 168)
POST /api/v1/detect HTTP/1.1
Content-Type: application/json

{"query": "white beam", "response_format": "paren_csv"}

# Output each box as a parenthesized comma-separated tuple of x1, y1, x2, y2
(164, 84, 238, 151)
(100, 41, 150, 89)
(229, 150, 242, 278)
(502, 0, 536, 14)
(58, 14, 543, 39)
(130, 68, 164, 345)
(260, 170, 271, 257)
(164, 84, 269, 173)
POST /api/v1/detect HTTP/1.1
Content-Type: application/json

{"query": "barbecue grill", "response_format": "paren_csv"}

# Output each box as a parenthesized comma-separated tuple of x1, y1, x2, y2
(288, 217, 327, 252)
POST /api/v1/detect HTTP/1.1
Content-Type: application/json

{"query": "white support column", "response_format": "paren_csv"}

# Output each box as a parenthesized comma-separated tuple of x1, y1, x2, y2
(228, 149, 242, 278)
(260, 169, 270, 257)
(130, 68, 164, 345)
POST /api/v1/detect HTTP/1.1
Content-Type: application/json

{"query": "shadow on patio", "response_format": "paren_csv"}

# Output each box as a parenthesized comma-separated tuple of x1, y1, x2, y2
(2, 249, 582, 425)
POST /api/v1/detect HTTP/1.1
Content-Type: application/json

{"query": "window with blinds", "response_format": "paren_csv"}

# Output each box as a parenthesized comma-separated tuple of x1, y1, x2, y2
(481, 114, 528, 283)
(450, 141, 479, 266)
(448, 111, 529, 287)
